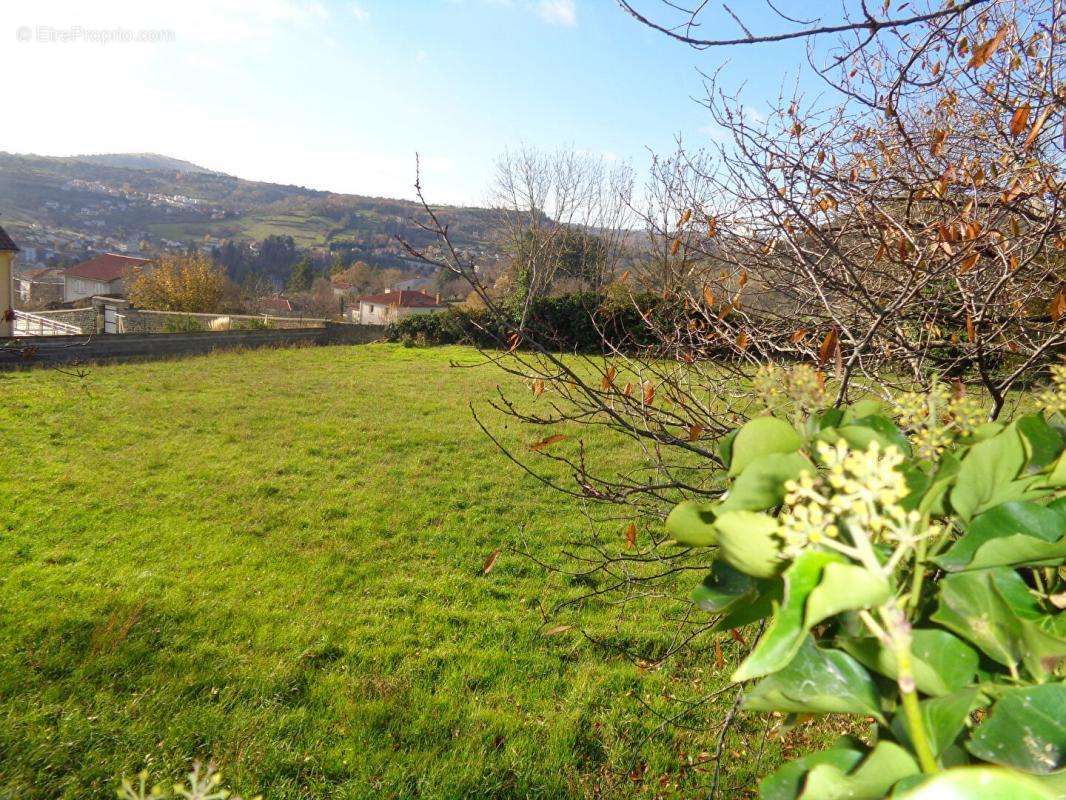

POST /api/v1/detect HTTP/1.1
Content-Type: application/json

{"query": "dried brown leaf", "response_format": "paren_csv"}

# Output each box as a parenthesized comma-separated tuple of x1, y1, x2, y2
(530, 433, 567, 451)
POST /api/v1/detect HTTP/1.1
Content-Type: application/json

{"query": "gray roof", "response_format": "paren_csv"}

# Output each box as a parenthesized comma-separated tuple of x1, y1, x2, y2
(0, 224, 19, 253)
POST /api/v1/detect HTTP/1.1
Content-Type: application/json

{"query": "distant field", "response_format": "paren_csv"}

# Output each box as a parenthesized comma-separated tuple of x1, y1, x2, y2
(149, 212, 333, 247)
(0, 344, 790, 799)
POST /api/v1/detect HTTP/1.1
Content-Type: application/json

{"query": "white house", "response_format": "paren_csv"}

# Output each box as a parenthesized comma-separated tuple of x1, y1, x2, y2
(17, 267, 65, 305)
(63, 253, 152, 302)
(347, 289, 446, 326)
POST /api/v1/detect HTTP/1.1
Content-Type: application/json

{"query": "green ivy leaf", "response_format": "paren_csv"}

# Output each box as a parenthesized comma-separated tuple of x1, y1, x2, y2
(894, 767, 1058, 800)
(805, 562, 890, 628)
(718, 426, 739, 471)
(760, 737, 865, 800)
(901, 463, 933, 512)
(990, 569, 1066, 681)
(966, 685, 1066, 774)
(733, 551, 840, 681)
(950, 425, 1031, 521)
(728, 416, 804, 477)
(711, 578, 782, 631)
(1045, 450, 1066, 488)
(799, 741, 919, 799)
(719, 452, 813, 512)
(742, 637, 885, 722)
(890, 688, 983, 758)
(840, 628, 979, 697)
(932, 569, 1027, 670)
(919, 452, 961, 515)
(1018, 414, 1065, 472)
(666, 500, 718, 546)
(692, 561, 755, 612)
(818, 408, 846, 430)
(936, 501, 1066, 572)
(840, 398, 883, 423)
(836, 414, 911, 456)
(713, 510, 786, 579)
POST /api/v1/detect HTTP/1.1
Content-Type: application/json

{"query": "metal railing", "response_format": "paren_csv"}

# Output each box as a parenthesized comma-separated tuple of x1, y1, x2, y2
(13, 311, 83, 337)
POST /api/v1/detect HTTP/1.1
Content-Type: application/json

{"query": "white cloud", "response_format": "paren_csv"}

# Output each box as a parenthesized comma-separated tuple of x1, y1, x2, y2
(350, 2, 369, 22)
(535, 0, 576, 27)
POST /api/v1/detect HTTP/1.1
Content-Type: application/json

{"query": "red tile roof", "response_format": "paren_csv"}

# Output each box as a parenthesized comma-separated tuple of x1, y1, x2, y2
(259, 294, 294, 314)
(65, 253, 151, 282)
(356, 290, 445, 308)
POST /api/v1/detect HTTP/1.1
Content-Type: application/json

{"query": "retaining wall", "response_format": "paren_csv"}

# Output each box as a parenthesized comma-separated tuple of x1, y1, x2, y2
(0, 322, 381, 369)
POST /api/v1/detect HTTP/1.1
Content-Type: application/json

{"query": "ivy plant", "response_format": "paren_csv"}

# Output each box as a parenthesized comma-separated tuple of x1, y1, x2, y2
(668, 365, 1066, 799)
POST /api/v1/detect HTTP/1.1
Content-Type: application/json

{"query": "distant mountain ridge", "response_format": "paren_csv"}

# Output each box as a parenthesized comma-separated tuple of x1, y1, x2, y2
(72, 152, 221, 174)
(0, 151, 504, 272)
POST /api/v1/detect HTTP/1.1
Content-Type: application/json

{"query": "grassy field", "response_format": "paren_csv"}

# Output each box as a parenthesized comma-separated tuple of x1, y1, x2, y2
(0, 344, 782, 799)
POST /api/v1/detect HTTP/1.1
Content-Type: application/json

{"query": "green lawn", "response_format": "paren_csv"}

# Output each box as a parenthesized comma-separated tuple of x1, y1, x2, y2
(0, 344, 781, 799)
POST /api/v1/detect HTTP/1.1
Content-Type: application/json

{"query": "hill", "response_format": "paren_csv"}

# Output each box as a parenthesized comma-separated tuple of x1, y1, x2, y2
(0, 151, 505, 272)
(72, 152, 222, 174)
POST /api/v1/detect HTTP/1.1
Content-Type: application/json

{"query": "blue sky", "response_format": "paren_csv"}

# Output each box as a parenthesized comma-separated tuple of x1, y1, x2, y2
(3, 0, 813, 204)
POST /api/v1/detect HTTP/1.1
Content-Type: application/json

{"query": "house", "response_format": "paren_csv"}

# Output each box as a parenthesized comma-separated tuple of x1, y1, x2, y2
(347, 289, 446, 326)
(63, 253, 152, 302)
(17, 267, 65, 305)
(0, 223, 20, 337)
(257, 294, 295, 316)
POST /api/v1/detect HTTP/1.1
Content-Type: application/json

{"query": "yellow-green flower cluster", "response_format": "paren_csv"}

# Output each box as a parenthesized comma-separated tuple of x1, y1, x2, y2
(754, 363, 825, 413)
(894, 380, 988, 459)
(1036, 365, 1066, 416)
(779, 440, 920, 560)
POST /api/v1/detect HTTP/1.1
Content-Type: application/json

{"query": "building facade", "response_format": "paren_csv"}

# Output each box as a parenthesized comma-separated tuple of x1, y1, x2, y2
(63, 253, 152, 302)
(347, 289, 446, 326)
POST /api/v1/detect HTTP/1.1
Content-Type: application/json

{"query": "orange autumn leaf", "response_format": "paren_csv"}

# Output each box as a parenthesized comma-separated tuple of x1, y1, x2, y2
(930, 129, 948, 156)
(703, 286, 716, 307)
(530, 433, 567, 451)
(532, 378, 544, 397)
(738, 270, 748, 288)
(736, 330, 750, 350)
(670, 238, 681, 256)
(625, 522, 637, 549)
(481, 548, 501, 575)
(706, 217, 718, 238)
(968, 26, 1008, 69)
(1010, 104, 1031, 136)
(508, 332, 521, 352)
(642, 381, 655, 405)
(623, 382, 634, 398)
(618, 269, 630, 285)
(959, 253, 980, 274)
(688, 424, 703, 442)
(714, 639, 725, 670)
(790, 328, 808, 344)
(818, 329, 839, 366)
(601, 365, 617, 390)
(1023, 106, 1053, 150)
(965, 313, 976, 343)
(1050, 289, 1066, 322)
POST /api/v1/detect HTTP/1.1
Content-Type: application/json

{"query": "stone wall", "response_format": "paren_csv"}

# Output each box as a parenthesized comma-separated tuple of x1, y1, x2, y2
(0, 322, 382, 369)
(35, 307, 97, 333)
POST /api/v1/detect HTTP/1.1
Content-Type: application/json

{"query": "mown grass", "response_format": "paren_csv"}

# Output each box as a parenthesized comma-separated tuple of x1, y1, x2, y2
(0, 344, 786, 799)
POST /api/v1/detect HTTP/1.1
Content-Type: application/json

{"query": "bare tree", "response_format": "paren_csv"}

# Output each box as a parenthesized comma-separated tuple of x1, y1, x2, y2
(398, 2, 1064, 792)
